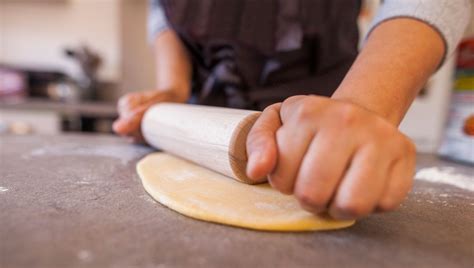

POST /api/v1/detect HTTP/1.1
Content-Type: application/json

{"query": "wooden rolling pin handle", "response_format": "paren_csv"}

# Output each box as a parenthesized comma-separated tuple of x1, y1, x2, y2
(141, 103, 261, 184)
(228, 112, 261, 183)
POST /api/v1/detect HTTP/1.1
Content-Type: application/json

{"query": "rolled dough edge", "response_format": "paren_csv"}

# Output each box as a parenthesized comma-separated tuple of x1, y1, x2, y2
(137, 155, 355, 232)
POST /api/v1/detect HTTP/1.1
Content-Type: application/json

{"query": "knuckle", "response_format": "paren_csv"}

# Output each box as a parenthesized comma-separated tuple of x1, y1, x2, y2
(292, 101, 316, 121)
(282, 95, 305, 106)
(262, 103, 281, 113)
(392, 134, 416, 157)
(337, 103, 360, 126)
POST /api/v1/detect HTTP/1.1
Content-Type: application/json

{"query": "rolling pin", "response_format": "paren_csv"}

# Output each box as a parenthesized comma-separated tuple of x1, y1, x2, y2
(141, 103, 261, 184)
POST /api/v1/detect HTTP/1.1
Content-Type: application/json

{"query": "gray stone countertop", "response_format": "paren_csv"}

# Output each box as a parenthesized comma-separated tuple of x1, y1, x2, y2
(1, 134, 473, 268)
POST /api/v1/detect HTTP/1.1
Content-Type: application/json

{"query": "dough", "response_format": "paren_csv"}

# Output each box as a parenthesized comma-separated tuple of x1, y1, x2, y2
(137, 153, 355, 231)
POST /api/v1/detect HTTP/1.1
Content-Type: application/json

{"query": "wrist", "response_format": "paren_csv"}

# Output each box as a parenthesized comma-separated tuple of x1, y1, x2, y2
(332, 88, 404, 126)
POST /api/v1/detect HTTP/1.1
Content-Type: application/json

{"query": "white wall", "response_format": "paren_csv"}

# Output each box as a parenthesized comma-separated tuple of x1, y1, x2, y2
(0, 0, 121, 81)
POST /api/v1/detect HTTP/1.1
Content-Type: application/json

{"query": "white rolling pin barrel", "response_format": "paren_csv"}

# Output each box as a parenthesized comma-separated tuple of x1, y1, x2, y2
(141, 103, 261, 183)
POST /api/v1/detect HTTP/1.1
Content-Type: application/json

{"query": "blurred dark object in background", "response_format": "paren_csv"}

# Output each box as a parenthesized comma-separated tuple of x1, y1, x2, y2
(0, 64, 67, 100)
(64, 44, 102, 100)
(26, 68, 67, 98)
(0, 44, 115, 134)
(0, 44, 107, 103)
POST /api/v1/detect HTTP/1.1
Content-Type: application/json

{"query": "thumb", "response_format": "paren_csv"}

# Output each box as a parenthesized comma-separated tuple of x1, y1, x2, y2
(246, 103, 282, 182)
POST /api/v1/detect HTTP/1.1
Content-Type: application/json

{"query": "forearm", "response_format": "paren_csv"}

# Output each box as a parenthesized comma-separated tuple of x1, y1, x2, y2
(332, 18, 445, 125)
(153, 29, 192, 102)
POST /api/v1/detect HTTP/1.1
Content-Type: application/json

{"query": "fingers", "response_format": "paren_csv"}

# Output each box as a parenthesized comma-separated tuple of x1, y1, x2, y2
(118, 93, 141, 117)
(328, 143, 391, 219)
(268, 122, 314, 194)
(246, 103, 282, 182)
(267, 95, 321, 193)
(279, 95, 308, 121)
(114, 93, 144, 139)
(376, 160, 408, 212)
(293, 129, 356, 213)
(117, 90, 172, 117)
(114, 90, 176, 141)
(377, 144, 415, 211)
(246, 95, 415, 219)
(113, 105, 148, 138)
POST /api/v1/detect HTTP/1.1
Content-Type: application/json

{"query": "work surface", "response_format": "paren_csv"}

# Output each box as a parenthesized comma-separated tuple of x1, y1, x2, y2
(1, 134, 473, 268)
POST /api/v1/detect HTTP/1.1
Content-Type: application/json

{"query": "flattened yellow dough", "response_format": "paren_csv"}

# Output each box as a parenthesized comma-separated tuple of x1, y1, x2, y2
(137, 153, 355, 231)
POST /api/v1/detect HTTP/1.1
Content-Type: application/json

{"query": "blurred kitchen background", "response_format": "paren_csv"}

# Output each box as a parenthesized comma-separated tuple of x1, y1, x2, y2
(1, 0, 473, 161)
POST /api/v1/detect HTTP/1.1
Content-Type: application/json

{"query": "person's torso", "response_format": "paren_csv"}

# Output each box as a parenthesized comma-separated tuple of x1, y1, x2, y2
(161, 0, 361, 109)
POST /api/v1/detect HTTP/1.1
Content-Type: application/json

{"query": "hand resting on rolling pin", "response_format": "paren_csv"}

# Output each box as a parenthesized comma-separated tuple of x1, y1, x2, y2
(113, 30, 192, 143)
(113, 90, 187, 143)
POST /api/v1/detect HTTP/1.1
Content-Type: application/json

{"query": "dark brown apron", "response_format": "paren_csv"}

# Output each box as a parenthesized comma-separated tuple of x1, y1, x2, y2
(161, 0, 361, 110)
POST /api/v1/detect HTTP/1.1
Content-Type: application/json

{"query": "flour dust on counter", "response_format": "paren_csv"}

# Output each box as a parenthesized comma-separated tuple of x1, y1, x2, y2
(23, 143, 152, 165)
(415, 166, 474, 192)
(412, 166, 474, 208)
(137, 153, 355, 232)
